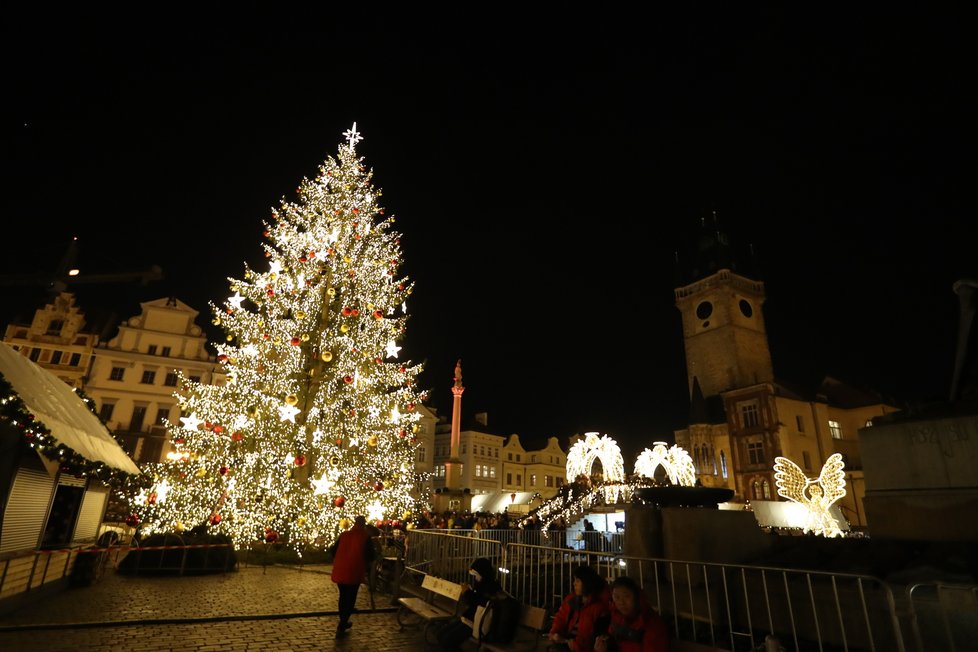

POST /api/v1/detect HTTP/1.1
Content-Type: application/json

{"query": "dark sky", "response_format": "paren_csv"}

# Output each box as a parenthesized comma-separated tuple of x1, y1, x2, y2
(2, 7, 974, 461)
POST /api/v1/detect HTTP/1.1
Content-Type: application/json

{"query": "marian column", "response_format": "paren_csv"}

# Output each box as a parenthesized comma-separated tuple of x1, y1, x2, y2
(444, 359, 465, 490)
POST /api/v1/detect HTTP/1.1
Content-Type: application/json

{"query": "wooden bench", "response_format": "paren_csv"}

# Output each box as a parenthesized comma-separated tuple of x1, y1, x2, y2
(471, 602, 548, 652)
(396, 573, 467, 631)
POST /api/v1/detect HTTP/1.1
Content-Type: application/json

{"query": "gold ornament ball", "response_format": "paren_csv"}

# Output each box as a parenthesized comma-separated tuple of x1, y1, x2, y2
(196, 468, 207, 478)
(301, 333, 310, 342)
(321, 351, 333, 362)
(340, 324, 350, 333)
(367, 435, 378, 447)
(339, 517, 351, 529)
(285, 394, 299, 406)
(295, 310, 306, 319)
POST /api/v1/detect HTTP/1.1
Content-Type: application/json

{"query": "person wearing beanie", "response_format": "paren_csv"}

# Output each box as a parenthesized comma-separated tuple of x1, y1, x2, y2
(435, 557, 503, 650)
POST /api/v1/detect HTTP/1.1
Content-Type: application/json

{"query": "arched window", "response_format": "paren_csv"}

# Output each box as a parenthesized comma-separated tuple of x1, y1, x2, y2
(710, 445, 717, 475)
(751, 480, 761, 500)
(762, 479, 771, 499)
(720, 451, 728, 479)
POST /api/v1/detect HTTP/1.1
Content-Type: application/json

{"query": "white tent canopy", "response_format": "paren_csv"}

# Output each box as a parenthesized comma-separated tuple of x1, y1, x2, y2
(0, 342, 141, 475)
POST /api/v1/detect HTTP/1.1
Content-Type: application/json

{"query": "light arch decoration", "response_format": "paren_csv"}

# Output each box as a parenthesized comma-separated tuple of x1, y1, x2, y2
(633, 441, 696, 486)
(566, 432, 626, 502)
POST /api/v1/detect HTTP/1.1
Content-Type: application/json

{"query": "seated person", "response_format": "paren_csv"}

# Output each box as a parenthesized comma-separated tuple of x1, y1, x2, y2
(595, 576, 669, 652)
(548, 565, 611, 652)
(435, 557, 502, 651)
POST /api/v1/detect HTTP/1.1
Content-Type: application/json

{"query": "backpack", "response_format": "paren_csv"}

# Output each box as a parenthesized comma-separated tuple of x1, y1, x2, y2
(481, 590, 521, 644)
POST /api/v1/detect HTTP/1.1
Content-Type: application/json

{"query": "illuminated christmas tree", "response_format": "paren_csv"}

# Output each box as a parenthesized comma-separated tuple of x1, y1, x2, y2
(135, 124, 427, 550)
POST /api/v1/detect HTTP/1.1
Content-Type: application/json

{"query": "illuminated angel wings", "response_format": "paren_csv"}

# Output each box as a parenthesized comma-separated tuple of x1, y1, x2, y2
(773, 453, 847, 537)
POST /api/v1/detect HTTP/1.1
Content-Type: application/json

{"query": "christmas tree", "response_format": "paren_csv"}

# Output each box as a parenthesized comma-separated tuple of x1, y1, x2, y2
(134, 124, 427, 550)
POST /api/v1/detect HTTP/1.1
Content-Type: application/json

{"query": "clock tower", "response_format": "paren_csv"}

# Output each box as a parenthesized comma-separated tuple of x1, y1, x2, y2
(674, 214, 774, 399)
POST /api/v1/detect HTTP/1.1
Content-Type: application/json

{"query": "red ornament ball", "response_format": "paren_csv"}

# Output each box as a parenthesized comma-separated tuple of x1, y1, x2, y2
(342, 306, 353, 316)
(294, 454, 307, 467)
(217, 354, 229, 363)
(126, 514, 140, 527)
(264, 529, 279, 543)
(373, 310, 383, 320)
(213, 425, 224, 434)
(343, 375, 354, 384)
(399, 430, 407, 438)
(374, 481, 384, 491)
(231, 432, 243, 442)
(219, 466, 229, 476)
(334, 496, 346, 507)
(209, 513, 222, 525)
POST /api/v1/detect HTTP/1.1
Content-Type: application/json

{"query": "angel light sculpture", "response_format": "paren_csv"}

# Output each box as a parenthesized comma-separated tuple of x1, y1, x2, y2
(773, 453, 847, 538)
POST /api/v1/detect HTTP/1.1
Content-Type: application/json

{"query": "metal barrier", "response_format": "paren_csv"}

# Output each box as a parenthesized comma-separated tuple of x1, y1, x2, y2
(906, 582, 978, 652)
(404, 530, 911, 652)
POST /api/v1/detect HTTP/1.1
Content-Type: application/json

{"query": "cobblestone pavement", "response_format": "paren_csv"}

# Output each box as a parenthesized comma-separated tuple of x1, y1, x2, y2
(0, 562, 451, 651)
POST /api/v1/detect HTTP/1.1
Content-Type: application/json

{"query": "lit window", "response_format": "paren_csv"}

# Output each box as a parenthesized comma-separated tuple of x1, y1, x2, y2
(828, 420, 843, 439)
(490, 467, 496, 478)
(476, 466, 482, 477)
(530, 474, 536, 486)
(761, 479, 771, 499)
(720, 451, 728, 479)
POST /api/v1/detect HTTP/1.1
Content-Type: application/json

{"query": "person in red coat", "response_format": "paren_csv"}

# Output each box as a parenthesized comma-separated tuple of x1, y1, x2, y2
(595, 576, 669, 652)
(548, 565, 611, 652)
(330, 515, 375, 637)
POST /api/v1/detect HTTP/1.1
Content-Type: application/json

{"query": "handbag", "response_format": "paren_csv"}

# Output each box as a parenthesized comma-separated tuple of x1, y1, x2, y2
(472, 603, 494, 640)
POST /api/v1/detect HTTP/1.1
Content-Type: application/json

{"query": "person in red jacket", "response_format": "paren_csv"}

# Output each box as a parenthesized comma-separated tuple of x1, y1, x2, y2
(595, 576, 669, 652)
(548, 565, 611, 652)
(329, 515, 376, 638)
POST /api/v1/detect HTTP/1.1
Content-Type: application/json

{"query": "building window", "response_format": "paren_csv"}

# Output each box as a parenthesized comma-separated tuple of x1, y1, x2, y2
(140, 370, 157, 384)
(516, 474, 522, 485)
(747, 441, 765, 465)
(47, 319, 64, 335)
(828, 420, 843, 439)
(416, 446, 426, 463)
(51, 350, 63, 365)
(490, 467, 496, 478)
(476, 466, 482, 477)
(188, 375, 201, 384)
(796, 415, 805, 432)
(545, 475, 553, 487)
(69, 352, 81, 366)
(162, 346, 171, 357)
(164, 372, 179, 386)
(507, 472, 512, 485)
(530, 474, 536, 487)
(130, 406, 147, 432)
(802, 451, 812, 471)
(751, 480, 761, 500)
(556, 476, 564, 486)
(99, 403, 115, 422)
(740, 401, 760, 428)
(29, 348, 41, 362)
(516, 454, 521, 462)
(155, 408, 170, 426)
(508, 453, 512, 461)
(461, 444, 466, 454)
(110, 367, 125, 381)
(762, 479, 772, 499)
(148, 345, 158, 355)
(720, 451, 728, 479)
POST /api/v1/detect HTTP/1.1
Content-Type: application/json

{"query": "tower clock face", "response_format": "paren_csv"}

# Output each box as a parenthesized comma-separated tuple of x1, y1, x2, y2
(695, 301, 713, 320)
(739, 299, 753, 318)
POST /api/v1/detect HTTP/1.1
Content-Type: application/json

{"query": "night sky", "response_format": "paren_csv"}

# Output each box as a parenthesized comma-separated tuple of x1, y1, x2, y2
(2, 7, 974, 461)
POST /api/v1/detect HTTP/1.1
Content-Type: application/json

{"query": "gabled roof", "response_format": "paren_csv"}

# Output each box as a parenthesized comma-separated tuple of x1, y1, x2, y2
(0, 342, 140, 474)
